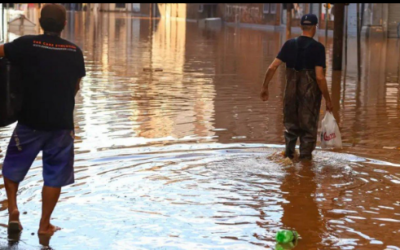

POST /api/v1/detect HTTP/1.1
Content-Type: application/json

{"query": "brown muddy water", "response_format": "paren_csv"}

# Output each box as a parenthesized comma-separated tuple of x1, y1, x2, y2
(0, 11, 400, 250)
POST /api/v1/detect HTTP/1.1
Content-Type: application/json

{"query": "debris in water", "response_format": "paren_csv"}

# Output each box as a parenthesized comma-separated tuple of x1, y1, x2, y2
(268, 150, 297, 167)
(143, 68, 163, 72)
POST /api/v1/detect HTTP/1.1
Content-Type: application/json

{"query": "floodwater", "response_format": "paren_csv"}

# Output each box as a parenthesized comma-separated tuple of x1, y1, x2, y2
(1, 10, 400, 250)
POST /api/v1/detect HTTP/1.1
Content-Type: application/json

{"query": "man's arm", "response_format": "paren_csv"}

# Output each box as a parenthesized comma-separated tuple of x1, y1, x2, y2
(0, 44, 5, 57)
(315, 66, 333, 112)
(75, 78, 82, 96)
(260, 58, 283, 102)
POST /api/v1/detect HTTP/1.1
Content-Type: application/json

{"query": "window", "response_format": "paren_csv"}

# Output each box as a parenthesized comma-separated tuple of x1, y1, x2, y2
(198, 4, 204, 13)
(115, 3, 126, 9)
(264, 3, 276, 14)
(225, 5, 233, 16)
(251, 7, 258, 17)
(263, 4, 270, 14)
(270, 4, 277, 14)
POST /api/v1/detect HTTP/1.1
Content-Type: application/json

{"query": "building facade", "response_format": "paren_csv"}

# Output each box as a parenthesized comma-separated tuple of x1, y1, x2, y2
(154, 3, 400, 38)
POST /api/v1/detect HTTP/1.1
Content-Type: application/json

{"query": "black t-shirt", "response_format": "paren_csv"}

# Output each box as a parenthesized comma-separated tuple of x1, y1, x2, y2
(4, 34, 85, 130)
(277, 36, 326, 70)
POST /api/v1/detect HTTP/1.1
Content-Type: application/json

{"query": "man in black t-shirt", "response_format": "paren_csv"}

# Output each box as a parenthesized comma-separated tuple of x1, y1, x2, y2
(0, 4, 85, 235)
(260, 14, 333, 160)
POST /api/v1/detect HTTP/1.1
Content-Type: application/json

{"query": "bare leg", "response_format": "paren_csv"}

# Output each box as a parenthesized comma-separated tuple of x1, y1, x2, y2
(38, 186, 61, 235)
(4, 177, 23, 231)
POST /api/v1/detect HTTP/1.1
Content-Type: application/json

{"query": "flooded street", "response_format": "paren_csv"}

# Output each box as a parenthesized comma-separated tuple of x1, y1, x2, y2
(1, 11, 400, 249)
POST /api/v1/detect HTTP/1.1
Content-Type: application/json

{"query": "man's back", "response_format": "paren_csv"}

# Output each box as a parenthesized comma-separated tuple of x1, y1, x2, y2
(260, 14, 333, 160)
(4, 34, 85, 130)
(1, 4, 86, 236)
(277, 36, 326, 71)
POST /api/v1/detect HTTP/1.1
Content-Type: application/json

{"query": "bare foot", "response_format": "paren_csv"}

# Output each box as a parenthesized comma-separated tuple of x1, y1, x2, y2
(9, 209, 23, 231)
(38, 224, 61, 236)
(38, 234, 52, 247)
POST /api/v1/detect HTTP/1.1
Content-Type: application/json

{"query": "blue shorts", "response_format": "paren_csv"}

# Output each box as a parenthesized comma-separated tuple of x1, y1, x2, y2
(2, 123, 75, 187)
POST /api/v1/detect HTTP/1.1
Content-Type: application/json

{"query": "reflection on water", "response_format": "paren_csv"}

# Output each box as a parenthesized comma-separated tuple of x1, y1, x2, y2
(280, 162, 324, 249)
(0, 10, 400, 249)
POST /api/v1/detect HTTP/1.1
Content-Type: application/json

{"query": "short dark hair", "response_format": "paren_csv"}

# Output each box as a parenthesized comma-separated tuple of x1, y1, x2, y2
(301, 25, 315, 31)
(39, 4, 66, 33)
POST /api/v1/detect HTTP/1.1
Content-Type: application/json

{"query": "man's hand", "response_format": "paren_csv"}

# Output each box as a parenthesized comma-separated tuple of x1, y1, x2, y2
(326, 99, 333, 112)
(260, 88, 269, 102)
(260, 58, 282, 102)
(315, 66, 334, 112)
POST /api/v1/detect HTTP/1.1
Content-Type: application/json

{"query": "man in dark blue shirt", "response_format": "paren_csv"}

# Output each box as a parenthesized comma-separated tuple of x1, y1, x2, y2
(0, 4, 85, 235)
(260, 14, 333, 160)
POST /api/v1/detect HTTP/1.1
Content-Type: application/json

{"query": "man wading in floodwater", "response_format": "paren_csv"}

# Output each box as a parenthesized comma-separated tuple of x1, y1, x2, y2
(0, 4, 85, 235)
(260, 14, 333, 160)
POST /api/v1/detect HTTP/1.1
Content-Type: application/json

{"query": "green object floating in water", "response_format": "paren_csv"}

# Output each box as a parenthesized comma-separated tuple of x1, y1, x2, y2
(276, 230, 298, 243)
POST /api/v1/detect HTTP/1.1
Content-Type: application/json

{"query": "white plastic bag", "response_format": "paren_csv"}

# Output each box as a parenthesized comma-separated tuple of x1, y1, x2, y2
(320, 112, 342, 149)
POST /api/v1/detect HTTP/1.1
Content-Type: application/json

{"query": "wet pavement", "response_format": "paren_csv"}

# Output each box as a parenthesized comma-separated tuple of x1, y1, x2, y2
(0, 11, 400, 249)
